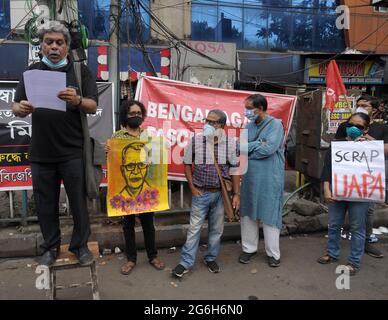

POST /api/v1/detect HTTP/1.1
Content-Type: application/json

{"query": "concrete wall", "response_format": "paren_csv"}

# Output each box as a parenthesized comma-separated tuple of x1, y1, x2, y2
(150, 0, 191, 41)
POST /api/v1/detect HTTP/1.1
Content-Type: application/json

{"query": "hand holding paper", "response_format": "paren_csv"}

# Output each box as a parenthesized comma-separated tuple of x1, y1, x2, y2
(58, 87, 81, 106)
(23, 69, 67, 112)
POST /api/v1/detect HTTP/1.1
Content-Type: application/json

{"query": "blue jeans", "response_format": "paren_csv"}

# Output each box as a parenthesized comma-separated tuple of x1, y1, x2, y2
(180, 191, 224, 269)
(327, 201, 369, 268)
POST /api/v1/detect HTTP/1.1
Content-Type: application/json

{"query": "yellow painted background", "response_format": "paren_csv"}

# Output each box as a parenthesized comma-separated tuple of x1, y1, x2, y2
(107, 138, 169, 217)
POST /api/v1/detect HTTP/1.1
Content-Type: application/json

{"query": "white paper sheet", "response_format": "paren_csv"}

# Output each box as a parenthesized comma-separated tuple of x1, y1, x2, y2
(23, 70, 67, 112)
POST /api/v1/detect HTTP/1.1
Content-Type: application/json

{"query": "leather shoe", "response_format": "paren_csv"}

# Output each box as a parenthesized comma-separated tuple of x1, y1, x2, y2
(39, 250, 57, 267)
(75, 246, 94, 266)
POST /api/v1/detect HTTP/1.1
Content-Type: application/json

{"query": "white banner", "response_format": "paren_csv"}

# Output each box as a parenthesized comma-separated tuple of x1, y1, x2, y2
(332, 140, 386, 202)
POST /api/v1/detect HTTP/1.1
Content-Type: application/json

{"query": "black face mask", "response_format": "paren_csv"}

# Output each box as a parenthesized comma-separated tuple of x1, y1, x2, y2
(126, 116, 143, 128)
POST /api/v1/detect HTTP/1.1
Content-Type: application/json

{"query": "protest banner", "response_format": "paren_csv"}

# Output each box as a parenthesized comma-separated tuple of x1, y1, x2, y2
(107, 137, 169, 217)
(0, 82, 114, 191)
(331, 140, 386, 202)
(135, 76, 297, 180)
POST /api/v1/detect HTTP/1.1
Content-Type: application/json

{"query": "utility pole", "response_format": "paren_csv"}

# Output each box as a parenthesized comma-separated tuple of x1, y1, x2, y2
(109, 0, 121, 127)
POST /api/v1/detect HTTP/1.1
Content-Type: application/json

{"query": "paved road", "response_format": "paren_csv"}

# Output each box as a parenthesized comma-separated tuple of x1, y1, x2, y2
(0, 233, 387, 300)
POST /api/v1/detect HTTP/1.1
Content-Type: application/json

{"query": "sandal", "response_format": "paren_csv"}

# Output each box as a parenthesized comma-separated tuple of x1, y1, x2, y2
(317, 254, 338, 264)
(120, 261, 136, 275)
(149, 257, 165, 270)
(345, 263, 359, 276)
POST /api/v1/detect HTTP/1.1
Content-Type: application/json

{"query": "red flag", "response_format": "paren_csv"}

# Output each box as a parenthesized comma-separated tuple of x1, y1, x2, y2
(325, 60, 347, 112)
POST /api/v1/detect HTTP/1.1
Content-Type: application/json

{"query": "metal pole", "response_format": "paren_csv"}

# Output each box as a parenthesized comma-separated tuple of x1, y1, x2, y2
(168, 181, 172, 207)
(180, 182, 184, 209)
(66, 194, 70, 216)
(21, 190, 28, 226)
(109, 0, 121, 126)
(9, 191, 14, 219)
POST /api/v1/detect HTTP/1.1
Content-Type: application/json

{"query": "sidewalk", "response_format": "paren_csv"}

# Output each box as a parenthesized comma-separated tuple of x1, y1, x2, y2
(1, 207, 388, 258)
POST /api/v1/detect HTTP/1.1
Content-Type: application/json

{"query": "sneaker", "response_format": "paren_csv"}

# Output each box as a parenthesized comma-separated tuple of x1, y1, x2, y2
(238, 252, 257, 264)
(368, 234, 379, 243)
(75, 247, 94, 266)
(373, 228, 383, 235)
(365, 242, 384, 258)
(379, 226, 388, 234)
(172, 264, 189, 278)
(267, 256, 280, 268)
(204, 260, 220, 273)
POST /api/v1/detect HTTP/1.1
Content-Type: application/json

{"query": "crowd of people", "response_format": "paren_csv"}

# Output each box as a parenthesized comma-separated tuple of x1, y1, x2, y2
(11, 21, 386, 280)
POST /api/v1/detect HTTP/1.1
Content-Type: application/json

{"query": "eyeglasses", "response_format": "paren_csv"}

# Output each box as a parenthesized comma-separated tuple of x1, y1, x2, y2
(122, 162, 148, 172)
(128, 111, 143, 117)
(346, 122, 366, 131)
(205, 119, 220, 126)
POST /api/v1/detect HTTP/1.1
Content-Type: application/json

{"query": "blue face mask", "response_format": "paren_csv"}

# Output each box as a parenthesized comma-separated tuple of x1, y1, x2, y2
(203, 123, 216, 137)
(346, 126, 363, 140)
(42, 56, 68, 69)
(244, 109, 257, 121)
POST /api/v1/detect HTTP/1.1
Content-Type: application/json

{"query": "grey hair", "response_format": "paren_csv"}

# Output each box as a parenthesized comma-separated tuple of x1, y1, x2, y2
(38, 20, 71, 46)
(209, 109, 227, 126)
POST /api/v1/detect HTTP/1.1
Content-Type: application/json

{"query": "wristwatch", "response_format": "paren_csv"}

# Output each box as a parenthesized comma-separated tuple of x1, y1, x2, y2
(76, 95, 83, 107)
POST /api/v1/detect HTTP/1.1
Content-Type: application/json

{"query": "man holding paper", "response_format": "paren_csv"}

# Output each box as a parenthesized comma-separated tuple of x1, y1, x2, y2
(12, 21, 98, 267)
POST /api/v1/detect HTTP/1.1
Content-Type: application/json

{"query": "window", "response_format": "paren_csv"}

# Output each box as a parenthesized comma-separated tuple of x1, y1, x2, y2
(0, 0, 10, 39)
(217, 4, 243, 47)
(374, 6, 388, 13)
(243, 8, 268, 50)
(191, 0, 344, 52)
(78, 0, 110, 40)
(192, 3, 219, 42)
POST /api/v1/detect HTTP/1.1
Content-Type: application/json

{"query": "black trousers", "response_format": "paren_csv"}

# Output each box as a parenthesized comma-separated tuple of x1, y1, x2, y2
(122, 212, 157, 263)
(31, 158, 90, 254)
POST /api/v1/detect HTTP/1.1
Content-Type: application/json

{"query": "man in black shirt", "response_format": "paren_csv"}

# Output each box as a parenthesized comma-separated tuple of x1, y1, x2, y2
(12, 21, 98, 266)
(335, 96, 386, 259)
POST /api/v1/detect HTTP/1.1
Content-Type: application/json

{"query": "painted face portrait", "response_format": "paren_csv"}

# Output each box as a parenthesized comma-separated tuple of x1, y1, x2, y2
(107, 137, 169, 217)
(120, 142, 150, 197)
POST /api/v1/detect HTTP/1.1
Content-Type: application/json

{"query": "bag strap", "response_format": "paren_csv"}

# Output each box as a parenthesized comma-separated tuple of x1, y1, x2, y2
(73, 62, 89, 138)
(73, 61, 83, 95)
(253, 118, 274, 142)
(208, 143, 230, 189)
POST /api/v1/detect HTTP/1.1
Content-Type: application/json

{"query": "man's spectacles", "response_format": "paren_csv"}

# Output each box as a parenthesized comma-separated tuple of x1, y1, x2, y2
(205, 119, 220, 126)
(43, 39, 66, 46)
(346, 122, 366, 131)
(128, 111, 143, 117)
(122, 162, 148, 172)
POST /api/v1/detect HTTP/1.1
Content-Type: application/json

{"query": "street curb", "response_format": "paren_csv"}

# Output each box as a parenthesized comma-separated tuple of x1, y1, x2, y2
(0, 222, 242, 258)
(1, 209, 388, 258)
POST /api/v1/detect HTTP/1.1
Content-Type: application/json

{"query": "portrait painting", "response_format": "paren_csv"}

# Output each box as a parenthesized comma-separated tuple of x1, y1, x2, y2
(107, 137, 169, 216)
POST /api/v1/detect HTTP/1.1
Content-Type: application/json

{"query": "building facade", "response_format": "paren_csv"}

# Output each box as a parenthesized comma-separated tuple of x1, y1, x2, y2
(0, 0, 387, 96)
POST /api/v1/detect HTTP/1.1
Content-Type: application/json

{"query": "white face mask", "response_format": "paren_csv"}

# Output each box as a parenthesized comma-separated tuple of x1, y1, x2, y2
(355, 107, 369, 115)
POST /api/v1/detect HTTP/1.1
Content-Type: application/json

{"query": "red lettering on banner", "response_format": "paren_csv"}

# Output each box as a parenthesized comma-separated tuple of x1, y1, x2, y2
(334, 173, 384, 200)
(137, 77, 296, 179)
(208, 43, 216, 53)
(362, 174, 375, 198)
(334, 174, 348, 197)
(348, 174, 362, 198)
(218, 43, 226, 54)
(368, 173, 384, 199)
